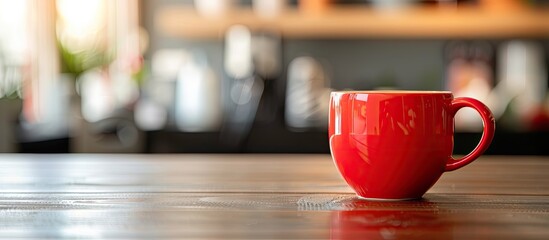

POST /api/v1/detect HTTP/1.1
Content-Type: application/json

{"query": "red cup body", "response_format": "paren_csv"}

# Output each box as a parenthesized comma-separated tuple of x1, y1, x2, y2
(329, 91, 493, 200)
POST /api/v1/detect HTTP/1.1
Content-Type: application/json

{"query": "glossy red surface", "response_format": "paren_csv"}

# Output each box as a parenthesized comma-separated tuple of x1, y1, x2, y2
(329, 91, 495, 200)
(330, 208, 451, 240)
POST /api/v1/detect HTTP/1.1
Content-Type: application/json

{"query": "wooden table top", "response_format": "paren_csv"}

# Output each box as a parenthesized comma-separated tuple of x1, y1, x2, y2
(0, 154, 547, 239)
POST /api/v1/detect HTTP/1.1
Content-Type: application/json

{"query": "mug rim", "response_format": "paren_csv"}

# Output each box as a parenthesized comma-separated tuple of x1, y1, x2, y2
(331, 90, 452, 94)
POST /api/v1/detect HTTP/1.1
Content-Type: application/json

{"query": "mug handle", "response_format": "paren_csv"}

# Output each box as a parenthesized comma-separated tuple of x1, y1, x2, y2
(445, 97, 496, 172)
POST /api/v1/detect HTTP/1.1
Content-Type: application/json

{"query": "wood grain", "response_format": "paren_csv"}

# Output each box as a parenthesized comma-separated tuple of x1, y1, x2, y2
(0, 154, 547, 239)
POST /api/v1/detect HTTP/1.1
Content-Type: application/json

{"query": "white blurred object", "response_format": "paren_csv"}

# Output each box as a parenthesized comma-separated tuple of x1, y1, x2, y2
(488, 41, 547, 128)
(252, 32, 281, 79)
(0, 0, 28, 65)
(78, 68, 139, 125)
(79, 69, 115, 123)
(150, 49, 192, 118)
(175, 55, 222, 132)
(286, 57, 331, 130)
(224, 25, 253, 79)
(252, 0, 286, 19)
(194, 0, 233, 18)
(152, 49, 191, 81)
(135, 98, 167, 131)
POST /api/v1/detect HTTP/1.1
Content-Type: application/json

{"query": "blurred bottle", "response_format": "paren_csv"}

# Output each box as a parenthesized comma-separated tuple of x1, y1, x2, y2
(221, 25, 264, 148)
(225, 25, 253, 79)
(175, 52, 222, 132)
(285, 57, 331, 131)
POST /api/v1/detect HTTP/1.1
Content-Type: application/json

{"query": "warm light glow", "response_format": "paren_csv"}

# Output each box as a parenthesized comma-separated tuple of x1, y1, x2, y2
(0, 0, 28, 64)
(56, 0, 107, 53)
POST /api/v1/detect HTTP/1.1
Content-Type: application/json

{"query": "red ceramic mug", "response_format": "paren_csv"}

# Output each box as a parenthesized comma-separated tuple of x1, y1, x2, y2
(329, 91, 495, 200)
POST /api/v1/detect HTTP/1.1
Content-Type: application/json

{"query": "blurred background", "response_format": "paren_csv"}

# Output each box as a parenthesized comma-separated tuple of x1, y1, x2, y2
(0, 0, 548, 154)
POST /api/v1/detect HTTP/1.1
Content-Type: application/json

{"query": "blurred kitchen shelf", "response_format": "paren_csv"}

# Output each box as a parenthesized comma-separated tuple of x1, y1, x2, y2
(156, 6, 549, 39)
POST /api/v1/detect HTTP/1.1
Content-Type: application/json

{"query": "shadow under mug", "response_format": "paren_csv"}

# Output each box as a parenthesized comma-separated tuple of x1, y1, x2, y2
(329, 91, 495, 200)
